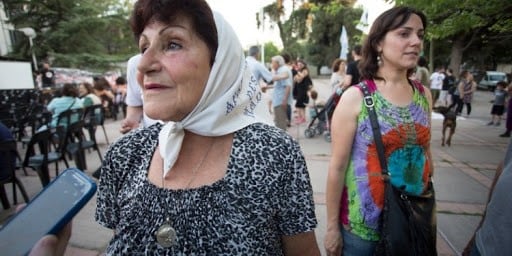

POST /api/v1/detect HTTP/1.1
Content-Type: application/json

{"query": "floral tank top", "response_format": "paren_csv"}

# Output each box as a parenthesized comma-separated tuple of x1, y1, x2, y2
(340, 79, 431, 241)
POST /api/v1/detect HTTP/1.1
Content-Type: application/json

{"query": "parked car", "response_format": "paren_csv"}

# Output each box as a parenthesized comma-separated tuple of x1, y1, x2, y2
(477, 71, 508, 91)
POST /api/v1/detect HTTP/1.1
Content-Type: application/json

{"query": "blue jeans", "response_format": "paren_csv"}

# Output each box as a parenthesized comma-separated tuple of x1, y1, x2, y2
(341, 228, 377, 256)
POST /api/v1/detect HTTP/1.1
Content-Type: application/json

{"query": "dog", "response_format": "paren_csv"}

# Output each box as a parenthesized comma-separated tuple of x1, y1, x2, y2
(433, 106, 457, 146)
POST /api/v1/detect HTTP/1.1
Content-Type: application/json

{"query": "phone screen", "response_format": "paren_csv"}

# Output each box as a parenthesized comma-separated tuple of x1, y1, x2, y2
(0, 168, 97, 255)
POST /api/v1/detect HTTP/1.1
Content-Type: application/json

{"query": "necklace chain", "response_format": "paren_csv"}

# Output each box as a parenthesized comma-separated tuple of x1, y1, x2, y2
(156, 138, 216, 248)
(161, 138, 216, 189)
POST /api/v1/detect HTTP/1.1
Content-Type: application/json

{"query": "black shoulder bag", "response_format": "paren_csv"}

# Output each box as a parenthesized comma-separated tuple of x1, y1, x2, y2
(359, 82, 437, 256)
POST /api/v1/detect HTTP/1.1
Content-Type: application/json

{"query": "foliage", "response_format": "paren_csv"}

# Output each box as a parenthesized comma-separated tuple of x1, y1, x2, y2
(263, 42, 281, 64)
(306, 2, 362, 69)
(394, 0, 512, 73)
(3, 0, 136, 72)
(262, 0, 362, 70)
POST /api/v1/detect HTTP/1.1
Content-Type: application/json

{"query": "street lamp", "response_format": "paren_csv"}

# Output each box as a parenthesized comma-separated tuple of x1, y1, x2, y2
(17, 27, 37, 70)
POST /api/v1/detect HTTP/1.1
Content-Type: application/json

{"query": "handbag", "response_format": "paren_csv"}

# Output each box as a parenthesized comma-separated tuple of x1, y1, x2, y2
(358, 82, 437, 256)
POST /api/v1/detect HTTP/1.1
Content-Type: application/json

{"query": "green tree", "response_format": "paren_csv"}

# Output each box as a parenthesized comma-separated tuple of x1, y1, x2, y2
(394, 0, 512, 76)
(260, 0, 362, 71)
(306, 1, 362, 71)
(4, 0, 136, 72)
(263, 42, 280, 64)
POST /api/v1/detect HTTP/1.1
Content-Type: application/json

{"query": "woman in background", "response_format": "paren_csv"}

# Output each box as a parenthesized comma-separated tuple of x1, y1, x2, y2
(46, 83, 83, 127)
(330, 58, 347, 93)
(457, 70, 477, 117)
(79, 82, 101, 107)
(293, 60, 313, 124)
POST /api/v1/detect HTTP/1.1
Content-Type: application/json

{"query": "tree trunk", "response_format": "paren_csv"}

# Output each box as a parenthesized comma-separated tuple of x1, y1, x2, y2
(449, 38, 464, 78)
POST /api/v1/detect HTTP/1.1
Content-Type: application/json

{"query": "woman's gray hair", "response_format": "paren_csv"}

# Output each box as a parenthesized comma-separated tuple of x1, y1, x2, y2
(271, 55, 285, 66)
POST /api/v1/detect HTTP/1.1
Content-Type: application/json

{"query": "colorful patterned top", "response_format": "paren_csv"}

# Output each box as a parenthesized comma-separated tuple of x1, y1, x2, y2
(340, 79, 431, 241)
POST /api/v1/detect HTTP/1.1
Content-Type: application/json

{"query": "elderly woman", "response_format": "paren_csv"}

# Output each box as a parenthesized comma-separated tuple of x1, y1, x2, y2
(271, 55, 294, 130)
(324, 6, 434, 256)
(93, 0, 319, 255)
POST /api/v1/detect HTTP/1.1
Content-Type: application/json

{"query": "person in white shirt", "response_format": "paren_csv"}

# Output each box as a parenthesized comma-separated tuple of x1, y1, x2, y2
(330, 58, 347, 93)
(120, 54, 160, 134)
(246, 46, 273, 85)
(429, 66, 445, 106)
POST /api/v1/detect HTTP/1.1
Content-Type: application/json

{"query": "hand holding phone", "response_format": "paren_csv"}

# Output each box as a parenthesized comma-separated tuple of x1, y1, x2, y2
(28, 222, 71, 256)
(0, 168, 97, 255)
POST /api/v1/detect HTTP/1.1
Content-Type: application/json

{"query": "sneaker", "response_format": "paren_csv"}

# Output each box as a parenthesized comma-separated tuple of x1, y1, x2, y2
(487, 121, 494, 126)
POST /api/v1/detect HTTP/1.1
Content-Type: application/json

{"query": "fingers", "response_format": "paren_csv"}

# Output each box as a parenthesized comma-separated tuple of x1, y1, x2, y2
(15, 203, 26, 212)
(29, 235, 59, 256)
(324, 231, 342, 256)
(55, 222, 72, 256)
(29, 222, 72, 256)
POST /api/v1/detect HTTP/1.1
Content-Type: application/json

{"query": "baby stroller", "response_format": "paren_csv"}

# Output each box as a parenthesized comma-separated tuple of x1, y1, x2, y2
(304, 89, 342, 142)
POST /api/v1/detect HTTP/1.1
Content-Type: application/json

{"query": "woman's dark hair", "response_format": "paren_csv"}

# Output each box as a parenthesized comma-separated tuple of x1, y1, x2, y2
(459, 70, 470, 80)
(497, 81, 507, 88)
(359, 6, 427, 81)
(61, 83, 79, 97)
(130, 0, 218, 66)
(93, 77, 111, 91)
(281, 52, 292, 64)
(331, 58, 346, 73)
(81, 82, 95, 94)
(115, 76, 127, 85)
(297, 59, 307, 68)
(418, 56, 428, 67)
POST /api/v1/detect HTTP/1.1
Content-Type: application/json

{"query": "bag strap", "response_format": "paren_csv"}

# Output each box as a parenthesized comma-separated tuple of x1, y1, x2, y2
(65, 98, 77, 111)
(359, 82, 388, 176)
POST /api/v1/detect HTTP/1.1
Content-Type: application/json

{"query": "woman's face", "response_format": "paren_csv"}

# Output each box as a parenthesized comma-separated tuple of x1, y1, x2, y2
(137, 16, 211, 122)
(78, 84, 87, 96)
(271, 60, 279, 71)
(339, 62, 346, 73)
(378, 14, 424, 71)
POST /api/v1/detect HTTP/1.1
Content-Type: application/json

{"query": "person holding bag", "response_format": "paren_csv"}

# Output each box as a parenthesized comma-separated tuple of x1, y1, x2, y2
(324, 6, 436, 256)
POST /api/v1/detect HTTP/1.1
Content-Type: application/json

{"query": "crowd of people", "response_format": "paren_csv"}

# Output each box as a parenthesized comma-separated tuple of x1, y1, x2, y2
(5, 1, 508, 255)
(40, 75, 129, 129)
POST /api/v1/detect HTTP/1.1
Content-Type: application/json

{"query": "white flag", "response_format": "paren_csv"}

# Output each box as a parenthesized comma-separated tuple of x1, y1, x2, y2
(356, 8, 369, 34)
(339, 26, 349, 60)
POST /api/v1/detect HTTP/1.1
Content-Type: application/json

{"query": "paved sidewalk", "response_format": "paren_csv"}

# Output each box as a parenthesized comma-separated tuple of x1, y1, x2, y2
(1, 77, 508, 255)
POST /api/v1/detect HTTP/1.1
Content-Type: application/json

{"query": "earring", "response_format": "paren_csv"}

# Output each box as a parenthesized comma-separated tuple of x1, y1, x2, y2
(377, 54, 383, 66)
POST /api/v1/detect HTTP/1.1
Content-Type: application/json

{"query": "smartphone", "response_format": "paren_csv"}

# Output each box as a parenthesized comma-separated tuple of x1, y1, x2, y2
(0, 168, 97, 255)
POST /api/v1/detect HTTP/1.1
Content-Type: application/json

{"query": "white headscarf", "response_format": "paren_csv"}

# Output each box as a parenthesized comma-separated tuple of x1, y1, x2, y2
(158, 11, 272, 177)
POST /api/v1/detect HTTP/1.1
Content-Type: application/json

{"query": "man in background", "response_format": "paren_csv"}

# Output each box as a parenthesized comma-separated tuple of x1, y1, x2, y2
(430, 66, 445, 106)
(344, 44, 362, 87)
(246, 45, 273, 86)
(415, 56, 430, 88)
(39, 62, 55, 88)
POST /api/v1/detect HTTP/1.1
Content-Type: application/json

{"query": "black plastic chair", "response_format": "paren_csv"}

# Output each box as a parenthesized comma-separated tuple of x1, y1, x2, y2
(56, 108, 84, 130)
(64, 119, 103, 171)
(21, 106, 52, 149)
(83, 104, 109, 145)
(23, 128, 68, 186)
(0, 140, 29, 209)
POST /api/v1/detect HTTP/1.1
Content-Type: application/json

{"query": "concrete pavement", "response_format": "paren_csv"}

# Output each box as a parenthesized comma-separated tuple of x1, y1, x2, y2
(1, 77, 509, 255)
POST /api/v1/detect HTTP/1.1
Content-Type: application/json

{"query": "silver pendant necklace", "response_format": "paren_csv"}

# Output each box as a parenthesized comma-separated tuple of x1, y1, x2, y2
(156, 216, 177, 247)
(155, 138, 216, 248)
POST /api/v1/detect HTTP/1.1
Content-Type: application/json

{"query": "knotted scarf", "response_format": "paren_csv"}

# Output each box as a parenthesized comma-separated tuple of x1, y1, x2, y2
(158, 12, 272, 177)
